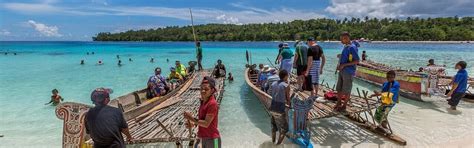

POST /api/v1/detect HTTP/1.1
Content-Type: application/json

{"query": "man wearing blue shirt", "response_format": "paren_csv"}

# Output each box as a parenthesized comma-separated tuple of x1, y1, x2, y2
(447, 61, 469, 110)
(335, 32, 360, 112)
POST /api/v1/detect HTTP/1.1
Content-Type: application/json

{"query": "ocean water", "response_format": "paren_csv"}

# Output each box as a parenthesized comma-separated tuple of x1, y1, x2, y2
(0, 41, 473, 147)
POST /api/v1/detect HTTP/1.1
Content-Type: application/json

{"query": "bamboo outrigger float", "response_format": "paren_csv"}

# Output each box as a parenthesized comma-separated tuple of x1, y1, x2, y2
(356, 60, 474, 102)
(56, 69, 225, 147)
(244, 66, 407, 145)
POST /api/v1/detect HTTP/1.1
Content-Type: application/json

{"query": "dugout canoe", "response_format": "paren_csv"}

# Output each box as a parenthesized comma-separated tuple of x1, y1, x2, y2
(244, 67, 407, 145)
(55, 70, 197, 148)
(356, 60, 474, 102)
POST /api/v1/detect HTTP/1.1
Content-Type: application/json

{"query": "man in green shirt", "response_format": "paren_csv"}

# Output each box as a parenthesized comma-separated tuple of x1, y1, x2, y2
(196, 41, 203, 70)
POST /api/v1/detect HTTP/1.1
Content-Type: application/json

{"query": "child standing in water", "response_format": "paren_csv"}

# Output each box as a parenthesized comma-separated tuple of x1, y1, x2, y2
(45, 89, 64, 106)
(446, 61, 468, 110)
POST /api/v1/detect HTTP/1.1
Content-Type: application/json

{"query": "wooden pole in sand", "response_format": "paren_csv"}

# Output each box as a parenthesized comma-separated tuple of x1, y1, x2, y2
(190, 8, 198, 60)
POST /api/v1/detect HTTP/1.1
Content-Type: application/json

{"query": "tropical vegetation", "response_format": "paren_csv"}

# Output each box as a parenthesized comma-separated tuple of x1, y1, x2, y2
(93, 17, 474, 41)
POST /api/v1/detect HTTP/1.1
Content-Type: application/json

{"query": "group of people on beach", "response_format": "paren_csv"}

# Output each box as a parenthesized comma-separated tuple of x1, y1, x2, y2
(52, 41, 231, 148)
(255, 31, 470, 145)
(3, 52, 17, 55)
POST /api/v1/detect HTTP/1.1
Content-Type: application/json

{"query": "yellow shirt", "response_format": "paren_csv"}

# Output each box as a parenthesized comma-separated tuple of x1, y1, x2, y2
(168, 72, 183, 80)
(176, 64, 187, 77)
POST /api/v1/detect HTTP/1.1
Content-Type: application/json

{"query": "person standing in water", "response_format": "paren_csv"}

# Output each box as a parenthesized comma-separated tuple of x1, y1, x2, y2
(45, 89, 64, 106)
(129, 58, 132, 62)
(362, 51, 367, 61)
(116, 55, 120, 59)
(118, 60, 122, 66)
(446, 61, 468, 110)
(269, 70, 290, 145)
(184, 77, 221, 148)
(335, 32, 360, 112)
(196, 41, 203, 71)
(80, 60, 85, 65)
(150, 58, 154, 63)
(85, 88, 133, 147)
(305, 37, 326, 97)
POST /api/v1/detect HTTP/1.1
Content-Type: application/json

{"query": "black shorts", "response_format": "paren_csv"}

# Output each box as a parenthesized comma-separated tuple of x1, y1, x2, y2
(296, 65, 307, 76)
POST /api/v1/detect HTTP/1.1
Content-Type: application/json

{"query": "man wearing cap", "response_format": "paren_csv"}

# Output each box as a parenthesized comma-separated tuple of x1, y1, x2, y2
(305, 37, 326, 96)
(265, 68, 280, 94)
(274, 43, 284, 64)
(147, 67, 168, 98)
(85, 88, 133, 148)
(335, 32, 360, 112)
(184, 76, 221, 148)
(258, 65, 271, 90)
(278, 43, 294, 75)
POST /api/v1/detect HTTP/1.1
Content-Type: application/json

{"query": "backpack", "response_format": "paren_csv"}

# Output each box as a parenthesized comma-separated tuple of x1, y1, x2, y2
(324, 91, 338, 101)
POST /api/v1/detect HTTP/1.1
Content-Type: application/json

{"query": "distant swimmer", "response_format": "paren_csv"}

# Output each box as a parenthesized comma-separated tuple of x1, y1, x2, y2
(87, 52, 89, 55)
(118, 60, 122, 66)
(427, 59, 435, 66)
(92, 52, 95, 55)
(117, 55, 120, 59)
(362, 50, 367, 61)
(4, 52, 7, 55)
(80, 60, 85, 65)
(129, 58, 132, 62)
(97, 60, 103, 65)
(166, 58, 169, 63)
(13, 53, 17, 55)
(228, 72, 234, 81)
(45, 89, 64, 106)
(150, 58, 154, 63)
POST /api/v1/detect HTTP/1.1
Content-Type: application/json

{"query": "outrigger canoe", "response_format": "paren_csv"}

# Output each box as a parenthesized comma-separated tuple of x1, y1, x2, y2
(356, 60, 474, 102)
(55, 70, 222, 147)
(244, 65, 407, 146)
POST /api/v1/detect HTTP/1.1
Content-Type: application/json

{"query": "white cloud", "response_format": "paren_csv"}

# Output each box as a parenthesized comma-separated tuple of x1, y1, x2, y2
(326, 0, 474, 18)
(0, 29, 11, 36)
(27, 20, 62, 37)
(3, 3, 61, 14)
(216, 14, 241, 25)
(2, 2, 325, 24)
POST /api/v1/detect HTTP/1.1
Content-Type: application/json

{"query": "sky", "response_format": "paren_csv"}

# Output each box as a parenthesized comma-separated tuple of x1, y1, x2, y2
(0, 0, 473, 41)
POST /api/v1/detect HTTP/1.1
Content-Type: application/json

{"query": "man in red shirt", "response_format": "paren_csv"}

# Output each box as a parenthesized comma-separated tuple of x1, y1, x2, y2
(184, 76, 221, 148)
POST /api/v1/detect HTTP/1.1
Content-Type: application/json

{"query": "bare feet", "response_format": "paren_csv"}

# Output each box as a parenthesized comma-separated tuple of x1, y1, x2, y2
(276, 133, 285, 145)
(450, 106, 457, 110)
(272, 131, 276, 143)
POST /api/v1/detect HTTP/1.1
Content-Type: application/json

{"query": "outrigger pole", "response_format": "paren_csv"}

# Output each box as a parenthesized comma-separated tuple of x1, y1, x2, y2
(189, 8, 198, 59)
(187, 8, 197, 146)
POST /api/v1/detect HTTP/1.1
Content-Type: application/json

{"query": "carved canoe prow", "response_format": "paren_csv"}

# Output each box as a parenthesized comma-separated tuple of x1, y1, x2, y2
(55, 102, 92, 148)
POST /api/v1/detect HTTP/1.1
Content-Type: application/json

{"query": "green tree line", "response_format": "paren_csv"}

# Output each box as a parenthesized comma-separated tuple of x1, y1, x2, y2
(93, 17, 474, 41)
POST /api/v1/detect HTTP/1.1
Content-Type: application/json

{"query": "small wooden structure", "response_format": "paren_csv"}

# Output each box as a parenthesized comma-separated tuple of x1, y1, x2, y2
(55, 70, 225, 147)
(244, 68, 407, 145)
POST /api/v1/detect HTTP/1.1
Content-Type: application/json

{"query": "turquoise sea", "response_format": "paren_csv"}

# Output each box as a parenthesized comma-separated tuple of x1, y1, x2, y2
(0, 41, 473, 147)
